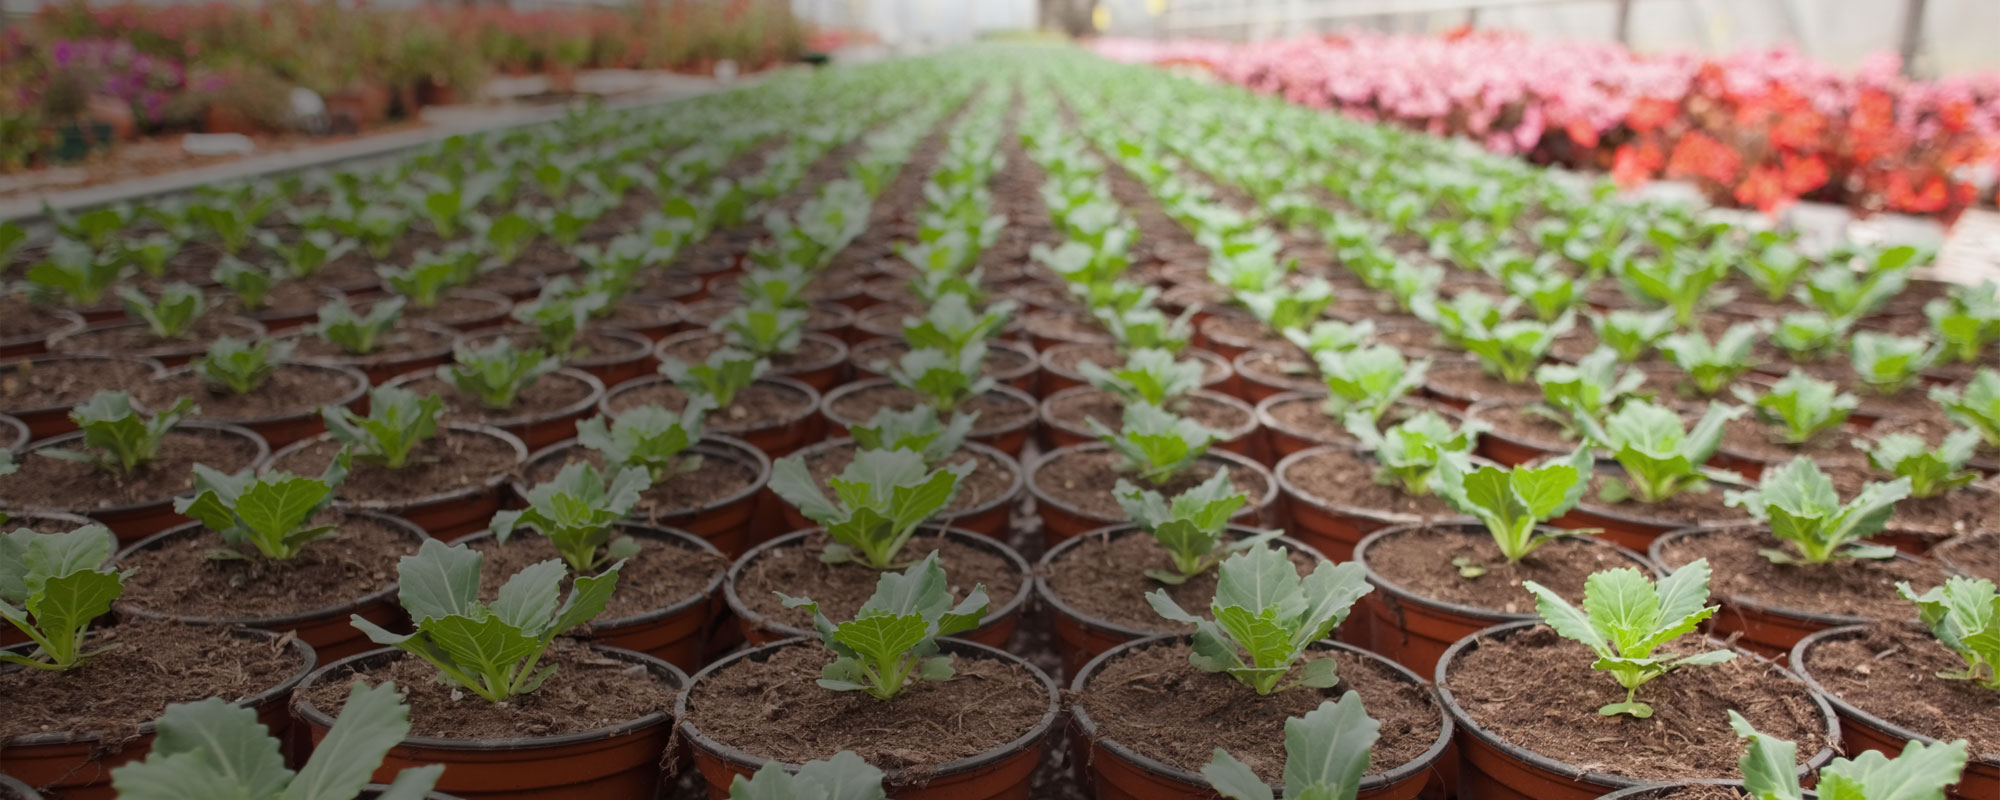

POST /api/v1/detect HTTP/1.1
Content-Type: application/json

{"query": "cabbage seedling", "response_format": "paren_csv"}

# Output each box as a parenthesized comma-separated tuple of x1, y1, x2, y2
(1591, 308, 1677, 363)
(902, 294, 1016, 360)
(849, 406, 976, 468)
(195, 336, 294, 395)
(1660, 324, 1763, 397)
(324, 386, 445, 470)
(1114, 468, 1271, 584)
(1581, 400, 1743, 503)
(1725, 456, 1911, 564)
(1203, 692, 1378, 800)
(574, 402, 710, 484)
(1080, 348, 1205, 408)
(1347, 408, 1487, 496)
(880, 344, 994, 414)
(1730, 710, 1967, 800)
(0, 524, 124, 670)
(1897, 576, 1999, 689)
(42, 391, 194, 474)
(1932, 369, 2000, 448)
(1524, 560, 1733, 718)
(1926, 280, 2000, 365)
(176, 456, 349, 560)
(1435, 449, 1593, 571)
(1769, 312, 1848, 363)
(716, 301, 807, 360)
(661, 347, 767, 409)
(490, 462, 649, 573)
(1850, 333, 1939, 395)
(118, 282, 206, 339)
(1861, 431, 1982, 499)
(1732, 371, 1857, 446)
(27, 240, 126, 307)
(1148, 544, 1372, 695)
(439, 339, 560, 411)
(779, 552, 987, 700)
(729, 751, 884, 800)
(1318, 345, 1430, 422)
(1089, 403, 1223, 486)
(768, 448, 972, 569)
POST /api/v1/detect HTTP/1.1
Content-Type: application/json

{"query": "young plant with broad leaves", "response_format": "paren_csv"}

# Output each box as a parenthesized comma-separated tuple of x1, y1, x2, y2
(1897, 576, 1999, 689)
(439, 339, 560, 411)
(1239, 278, 1335, 334)
(43, 391, 194, 475)
(768, 447, 972, 569)
(175, 456, 350, 560)
(1098, 304, 1195, 354)
(728, 751, 885, 800)
(512, 280, 607, 361)
(574, 402, 710, 484)
(1769, 312, 1849, 363)
(0, 524, 125, 670)
(1861, 431, 1983, 499)
(1531, 348, 1649, 436)
(717, 301, 808, 360)
(27, 240, 126, 307)
(1114, 468, 1273, 585)
(880, 344, 993, 414)
(1802, 263, 1910, 323)
(1926, 280, 2000, 365)
(1345, 410, 1486, 497)
(489, 462, 650, 573)
(1089, 403, 1223, 486)
(1434, 449, 1593, 576)
(1591, 309, 1678, 363)
(1285, 319, 1375, 359)
(901, 294, 1016, 360)
(379, 247, 477, 309)
(1202, 691, 1379, 800)
(258, 230, 357, 281)
(324, 386, 445, 470)
(1660, 324, 1764, 397)
(661, 347, 767, 409)
(118, 282, 206, 339)
(1457, 313, 1575, 384)
(1932, 369, 2000, 449)
(1724, 457, 1911, 564)
(351, 539, 622, 703)
(213, 257, 274, 312)
(1732, 371, 1858, 446)
(1079, 348, 1205, 408)
(1729, 709, 1967, 800)
(1850, 333, 1939, 395)
(848, 407, 976, 469)
(779, 552, 987, 700)
(315, 298, 406, 356)
(109, 681, 443, 800)
(1524, 560, 1734, 718)
(195, 337, 295, 395)
(1148, 544, 1372, 695)
(1318, 345, 1431, 422)
(1580, 400, 1743, 504)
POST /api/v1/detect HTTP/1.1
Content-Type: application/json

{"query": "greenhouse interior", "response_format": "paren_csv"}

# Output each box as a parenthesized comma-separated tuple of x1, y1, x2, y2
(2, 1, 2000, 799)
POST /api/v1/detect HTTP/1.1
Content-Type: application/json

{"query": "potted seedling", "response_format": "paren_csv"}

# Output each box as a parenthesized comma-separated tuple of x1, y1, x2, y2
(285, 299, 458, 384)
(616, 346, 822, 457)
(657, 299, 849, 392)
(1032, 402, 1276, 544)
(53, 282, 263, 367)
(1254, 344, 1437, 458)
(1558, 399, 1751, 549)
(1465, 348, 1647, 467)
(1274, 409, 1483, 563)
(824, 341, 1038, 457)
(1044, 347, 1257, 455)
(143, 336, 369, 447)
(780, 407, 1023, 539)
(1659, 323, 1764, 399)
(387, 339, 604, 450)
(1715, 371, 1868, 479)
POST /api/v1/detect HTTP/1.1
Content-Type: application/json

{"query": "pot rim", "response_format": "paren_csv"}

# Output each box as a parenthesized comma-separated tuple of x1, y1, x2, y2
(1233, 350, 1323, 395)
(597, 374, 820, 433)
(1039, 342, 1229, 387)
(3, 421, 271, 516)
(820, 377, 1039, 438)
(1195, 312, 1289, 351)
(780, 438, 1023, 525)
(849, 336, 1039, 383)
(109, 511, 430, 627)
(293, 644, 685, 750)
(462, 324, 653, 369)
(383, 366, 605, 430)
(1932, 532, 1995, 579)
(0, 413, 27, 451)
(1273, 443, 1474, 527)
(279, 320, 462, 370)
(1027, 442, 1279, 526)
(1018, 308, 1115, 346)
(1434, 619, 1840, 787)
(1355, 521, 1660, 624)
(674, 636, 1060, 785)
(653, 329, 849, 377)
(514, 433, 771, 518)
(267, 422, 528, 513)
(1594, 779, 1783, 800)
(1649, 522, 1947, 626)
(423, 286, 515, 326)
(1256, 392, 1459, 448)
(1790, 624, 2000, 764)
(1462, 397, 1586, 457)
(722, 525, 1033, 640)
(1571, 461, 1754, 530)
(452, 521, 725, 631)
(2, 626, 316, 747)
(0, 354, 169, 417)
(1034, 525, 1328, 642)
(155, 361, 370, 427)
(1069, 633, 1454, 793)
(1038, 385, 1257, 441)
(0, 306, 85, 351)
(47, 315, 267, 359)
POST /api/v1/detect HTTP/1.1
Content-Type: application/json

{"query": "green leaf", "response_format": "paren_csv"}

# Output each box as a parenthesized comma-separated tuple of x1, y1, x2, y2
(284, 681, 424, 800)
(1201, 749, 1276, 800)
(1281, 691, 1378, 800)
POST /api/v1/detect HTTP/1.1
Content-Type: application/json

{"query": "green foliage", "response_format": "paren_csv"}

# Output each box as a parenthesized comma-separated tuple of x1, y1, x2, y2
(1926, 281, 2000, 365)
(1660, 324, 1763, 397)
(352, 539, 622, 703)
(769, 448, 972, 569)
(574, 403, 709, 484)
(1533, 348, 1647, 434)
(902, 294, 1016, 359)
(379, 247, 476, 309)
(1591, 309, 1678, 363)
(1581, 400, 1741, 504)
(213, 256, 273, 311)
(717, 302, 807, 359)
(1620, 256, 1725, 326)
(1725, 457, 1911, 564)
(43, 391, 193, 474)
(1317, 345, 1430, 422)
(1097, 305, 1195, 354)
(324, 386, 445, 470)
(490, 462, 649, 573)
(1524, 560, 1733, 718)
(118, 282, 206, 339)
(880, 344, 994, 414)
(257, 230, 356, 280)
(1897, 576, 1999, 690)
(1457, 313, 1575, 384)
(728, 751, 886, 800)
(1435, 449, 1593, 566)
(1148, 545, 1372, 695)
(116, 233, 181, 278)
(1284, 319, 1375, 358)
(0, 525, 123, 671)
(1346, 410, 1485, 497)
(1506, 269, 1579, 323)
(848, 407, 975, 468)
(1862, 431, 1982, 500)
(1114, 469, 1268, 584)
(27, 240, 127, 306)
(439, 339, 561, 411)
(1803, 264, 1909, 322)
(1202, 692, 1378, 800)
(779, 552, 988, 700)
(1932, 369, 2000, 448)
(1731, 710, 1967, 800)
(1089, 403, 1222, 486)
(1732, 371, 1857, 445)
(1080, 348, 1205, 407)
(1851, 333, 1939, 395)
(315, 298, 405, 356)
(195, 336, 293, 395)
(512, 279, 608, 361)
(1769, 312, 1848, 363)
(1239, 278, 1334, 333)
(175, 457, 349, 561)
(662, 347, 768, 409)
(1739, 242, 1811, 302)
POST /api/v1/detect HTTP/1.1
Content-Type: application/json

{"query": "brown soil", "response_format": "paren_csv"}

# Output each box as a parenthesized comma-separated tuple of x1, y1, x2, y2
(1368, 526, 1645, 615)
(1019, 309, 1111, 345)
(853, 339, 1032, 379)
(117, 513, 417, 618)
(140, 364, 359, 422)
(1077, 641, 1440, 782)
(801, 442, 1013, 515)
(1046, 344, 1228, 384)
(1582, 474, 1752, 526)
(1717, 417, 1869, 470)
(734, 531, 1023, 630)
(1657, 528, 1954, 621)
(375, 289, 509, 328)
(284, 322, 455, 365)
(464, 327, 648, 367)
(397, 372, 594, 426)
(1475, 403, 1578, 454)
(1047, 390, 1249, 435)
(0, 298, 78, 341)
(829, 384, 1033, 434)
(271, 429, 517, 506)
(0, 357, 159, 413)
(1281, 446, 1457, 518)
(1237, 351, 1321, 394)
(524, 446, 760, 521)
(605, 301, 674, 332)
(1803, 624, 2000, 759)
(470, 529, 725, 621)
(0, 620, 303, 744)
(298, 640, 676, 739)
(1939, 533, 2000, 581)
(1264, 394, 1355, 445)
(1202, 315, 1289, 353)
(0, 429, 260, 509)
(607, 380, 811, 436)
(684, 644, 1047, 771)
(1426, 364, 1543, 405)
(659, 330, 842, 375)
(1618, 788, 1750, 800)
(53, 315, 258, 358)
(1036, 450, 1268, 520)
(211, 281, 327, 321)
(1044, 530, 1318, 632)
(1444, 625, 1828, 781)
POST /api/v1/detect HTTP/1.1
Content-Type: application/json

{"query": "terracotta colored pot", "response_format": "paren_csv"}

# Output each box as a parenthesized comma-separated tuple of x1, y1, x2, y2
(1039, 386, 1262, 462)
(1595, 780, 1800, 799)
(293, 645, 683, 800)
(1651, 524, 1940, 659)
(384, 367, 603, 452)
(599, 374, 822, 459)
(1193, 313, 1279, 363)
(774, 439, 1021, 540)
(514, 434, 768, 557)
(1028, 443, 1278, 547)
(652, 330, 850, 394)
(1357, 522, 1656, 676)
(0, 308, 84, 360)
(269, 423, 526, 540)
(1791, 626, 1995, 800)
(1274, 444, 1472, 562)
(1256, 390, 1342, 461)
(0, 629, 314, 800)
(287, 322, 461, 385)
(1072, 635, 1453, 800)
(820, 378, 1037, 459)
(0, 355, 167, 439)
(157, 362, 369, 448)
(1463, 398, 1579, 468)
(677, 637, 1058, 799)
(723, 526, 1031, 648)
(1039, 344, 1231, 397)
(455, 523, 724, 672)
(1436, 620, 1838, 800)
(1036, 525, 1327, 676)
(848, 337, 1040, 393)
(4, 421, 269, 544)
(49, 316, 267, 368)
(110, 512, 428, 661)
